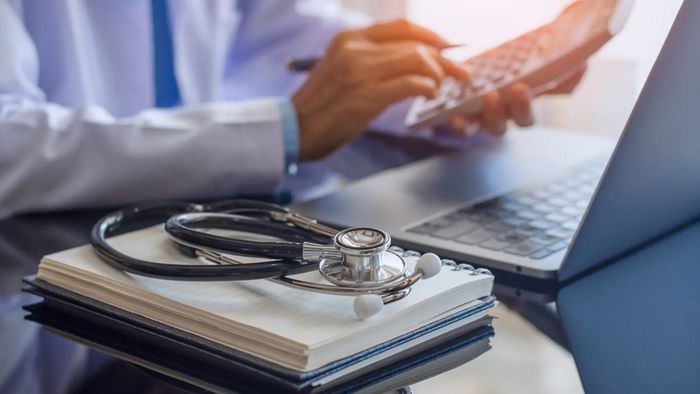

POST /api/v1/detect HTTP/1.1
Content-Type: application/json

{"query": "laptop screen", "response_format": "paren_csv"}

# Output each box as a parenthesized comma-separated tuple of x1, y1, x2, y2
(559, 0, 700, 282)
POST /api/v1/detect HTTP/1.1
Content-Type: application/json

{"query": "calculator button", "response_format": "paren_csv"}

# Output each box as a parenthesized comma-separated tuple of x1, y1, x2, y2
(421, 96, 446, 113)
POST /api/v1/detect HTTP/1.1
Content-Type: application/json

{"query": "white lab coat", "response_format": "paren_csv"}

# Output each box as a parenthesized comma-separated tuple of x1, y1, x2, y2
(0, 3, 479, 392)
(0, 0, 376, 218)
(0, 1, 372, 393)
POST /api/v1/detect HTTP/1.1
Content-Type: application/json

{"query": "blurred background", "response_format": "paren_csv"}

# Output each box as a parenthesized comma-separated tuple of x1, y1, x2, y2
(346, 0, 683, 137)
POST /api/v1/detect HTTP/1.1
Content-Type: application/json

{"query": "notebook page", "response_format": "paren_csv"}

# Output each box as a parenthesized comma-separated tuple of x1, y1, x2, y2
(41, 225, 491, 349)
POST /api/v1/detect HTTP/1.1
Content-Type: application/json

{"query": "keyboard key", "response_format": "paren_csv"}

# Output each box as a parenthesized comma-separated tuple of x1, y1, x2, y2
(531, 190, 552, 200)
(426, 217, 454, 228)
(471, 77, 488, 91)
(532, 203, 556, 213)
(560, 206, 583, 217)
(529, 219, 557, 230)
(462, 212, 494, 224)
(562, 191, 583, 201)
(501, 202, 524, 211)
(547, 197, 569, 207)
(456, 229, 496, 245)
(443, 211, 470, 221)
(545, 183, 568, 195)
(517, 210, 541, 220)
(547, 241, 570, 253)
(490, 72, 507, 84)
(432, 221, 479, 239)
(479, 238, 513, 251)
(529, 233, 561, 246)
(408, 224, 438, 234)
(546, 227, 575, 239)
(496, 231, 530, 244)
(503, 217, 528, 227)
(561, 220, 580, 231)
(504, 241, 545, 256)
(485, 208, 516, 220)
(530, 249, 555, 260)
(483, 220, 514, 233)
(544, 212, 571, 223)
(508, 195, 537, 206)
(516, 225, 540, 237)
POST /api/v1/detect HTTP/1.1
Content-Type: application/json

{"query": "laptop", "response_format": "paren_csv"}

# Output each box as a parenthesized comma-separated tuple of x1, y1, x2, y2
(294, 0, 700, 288)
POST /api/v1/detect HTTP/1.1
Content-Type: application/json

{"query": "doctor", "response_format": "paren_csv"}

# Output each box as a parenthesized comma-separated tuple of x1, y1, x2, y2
(0, 0, 583, 219)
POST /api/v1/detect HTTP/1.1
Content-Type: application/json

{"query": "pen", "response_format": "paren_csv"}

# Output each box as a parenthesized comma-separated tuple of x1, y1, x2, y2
(287, 43, 468, 72)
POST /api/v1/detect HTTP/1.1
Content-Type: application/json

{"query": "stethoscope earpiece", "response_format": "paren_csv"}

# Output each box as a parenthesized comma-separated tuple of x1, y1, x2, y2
(354, 294, 384, 320)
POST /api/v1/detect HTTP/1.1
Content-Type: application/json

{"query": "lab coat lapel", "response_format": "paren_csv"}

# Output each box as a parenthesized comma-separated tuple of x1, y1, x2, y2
(168, 0, 240, 104)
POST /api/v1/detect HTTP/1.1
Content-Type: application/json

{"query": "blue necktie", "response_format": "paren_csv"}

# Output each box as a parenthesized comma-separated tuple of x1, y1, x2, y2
(151, 0, 181, 108)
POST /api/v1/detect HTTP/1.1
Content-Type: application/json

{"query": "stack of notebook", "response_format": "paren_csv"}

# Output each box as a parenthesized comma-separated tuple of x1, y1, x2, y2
(23, 225, 496, 393)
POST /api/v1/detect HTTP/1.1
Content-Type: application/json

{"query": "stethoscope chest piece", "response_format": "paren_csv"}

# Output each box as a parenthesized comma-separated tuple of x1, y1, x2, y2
(319, 250, 406, 287)
(319, 227, 407, 288)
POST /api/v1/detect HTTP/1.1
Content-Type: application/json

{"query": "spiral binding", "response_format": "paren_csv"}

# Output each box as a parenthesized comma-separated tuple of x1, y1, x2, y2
(388, 246, 493, 277)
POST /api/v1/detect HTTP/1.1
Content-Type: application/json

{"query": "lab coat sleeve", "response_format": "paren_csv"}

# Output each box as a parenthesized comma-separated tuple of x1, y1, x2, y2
(0, 4, 287, 218)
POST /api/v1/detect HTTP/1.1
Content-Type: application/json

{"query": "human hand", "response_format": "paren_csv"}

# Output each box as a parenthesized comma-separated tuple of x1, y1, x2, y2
(446, 64, 588, 136)
(292, 20, 470, 161)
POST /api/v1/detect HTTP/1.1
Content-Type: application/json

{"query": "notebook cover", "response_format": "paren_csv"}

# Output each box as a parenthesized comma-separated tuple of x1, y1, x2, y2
(26, 300, 493, 393)
(23, 291, 493, 393)
(22, 276, 494, 390)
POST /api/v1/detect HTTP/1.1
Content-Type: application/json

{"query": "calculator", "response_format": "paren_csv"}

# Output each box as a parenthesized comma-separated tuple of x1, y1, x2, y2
(405, 0, 635, 130)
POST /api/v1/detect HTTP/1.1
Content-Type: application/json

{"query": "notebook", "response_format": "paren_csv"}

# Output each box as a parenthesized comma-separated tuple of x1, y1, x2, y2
(35, 225, 494, 372)
(22, 278, 495, 393)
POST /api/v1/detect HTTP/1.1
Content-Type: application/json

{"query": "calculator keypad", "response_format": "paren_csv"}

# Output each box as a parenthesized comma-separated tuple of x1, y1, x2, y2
(412, 26, 553, 123)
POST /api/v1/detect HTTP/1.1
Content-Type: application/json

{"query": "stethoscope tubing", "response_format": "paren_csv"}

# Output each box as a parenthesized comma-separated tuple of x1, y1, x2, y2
(90, 200, 322, 281)
(165, 212, 320, 260)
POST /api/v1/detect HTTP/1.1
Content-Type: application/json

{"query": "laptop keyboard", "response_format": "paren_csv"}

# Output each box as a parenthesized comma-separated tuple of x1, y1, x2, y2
(407, 160, 607, 260)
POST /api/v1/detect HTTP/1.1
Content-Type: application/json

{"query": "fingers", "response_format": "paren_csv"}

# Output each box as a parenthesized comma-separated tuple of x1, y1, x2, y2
(481, 91, 507, 135)
(375, 45, 446, 87)
(433, 53, 470, 82)
(374, 75, 439, 108)
(448, 115, 480, 137)
(373, 43, 469, 86)
(362, 19, 450, 47)
(446, 83, 534, 137)
(506, 83, 534, 127)
(448, 115, 467, 132)
(545, 64, 587, 95)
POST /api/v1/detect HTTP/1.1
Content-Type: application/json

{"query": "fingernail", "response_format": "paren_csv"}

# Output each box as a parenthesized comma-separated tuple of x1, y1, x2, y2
(437, 42, 468, 50)
(465, 123, 480, 137)
(497, 122, 507, 135)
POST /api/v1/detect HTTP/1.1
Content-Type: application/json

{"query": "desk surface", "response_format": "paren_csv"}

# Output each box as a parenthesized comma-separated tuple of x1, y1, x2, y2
(5, 209, 700, 393)
(0, 210, 581, 393)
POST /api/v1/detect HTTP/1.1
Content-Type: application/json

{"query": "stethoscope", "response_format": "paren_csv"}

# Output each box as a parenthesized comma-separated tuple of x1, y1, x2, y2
(91, 200, 444, 319)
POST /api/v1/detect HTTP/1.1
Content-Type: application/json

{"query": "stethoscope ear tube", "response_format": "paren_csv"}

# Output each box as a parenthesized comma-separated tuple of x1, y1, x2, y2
(90, 201, 319, 281)
(164, 212, 328, 260)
